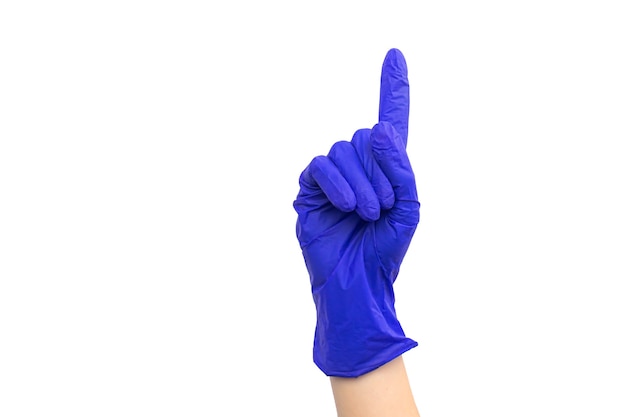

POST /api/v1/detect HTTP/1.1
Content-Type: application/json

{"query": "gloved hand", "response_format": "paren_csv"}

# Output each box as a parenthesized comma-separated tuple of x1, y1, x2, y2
(293, 48, 420, 377)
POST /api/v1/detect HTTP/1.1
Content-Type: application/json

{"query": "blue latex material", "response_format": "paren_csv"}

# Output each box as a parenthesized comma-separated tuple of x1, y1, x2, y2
(293, 49, 420, 377)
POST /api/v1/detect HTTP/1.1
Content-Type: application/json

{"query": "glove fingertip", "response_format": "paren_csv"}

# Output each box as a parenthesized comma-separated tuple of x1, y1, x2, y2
(357, 200, 381, 222)
(380, 193, 395, 210)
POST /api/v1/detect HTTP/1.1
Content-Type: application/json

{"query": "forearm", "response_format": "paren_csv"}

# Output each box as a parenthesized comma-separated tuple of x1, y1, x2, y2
(330, 356, 420, 417)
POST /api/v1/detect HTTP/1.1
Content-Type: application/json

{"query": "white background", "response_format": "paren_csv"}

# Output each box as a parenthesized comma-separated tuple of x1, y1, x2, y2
(1, 1, 625, 416)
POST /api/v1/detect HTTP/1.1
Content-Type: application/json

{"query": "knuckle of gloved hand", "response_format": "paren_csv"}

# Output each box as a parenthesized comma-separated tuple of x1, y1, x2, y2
(327, 140, 354, 163)
(308, 155, 328, 178)
(350, 128, 371, 149)
(371, 122, 407, 160)
(371, 137, 394, 156)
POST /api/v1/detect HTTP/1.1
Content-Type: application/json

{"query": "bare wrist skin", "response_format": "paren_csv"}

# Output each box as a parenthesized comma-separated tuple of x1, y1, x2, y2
(330, 356, 420, 417)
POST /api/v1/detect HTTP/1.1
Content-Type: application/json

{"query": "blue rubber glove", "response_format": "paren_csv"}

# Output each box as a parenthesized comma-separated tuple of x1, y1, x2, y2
(293, 48, 420, 377)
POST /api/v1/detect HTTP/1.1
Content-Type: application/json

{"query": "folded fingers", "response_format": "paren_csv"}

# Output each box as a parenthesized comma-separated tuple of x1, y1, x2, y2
(298, 139, 384, 222)
(350, 129, 395, 210)
(328, 141, 380, 222)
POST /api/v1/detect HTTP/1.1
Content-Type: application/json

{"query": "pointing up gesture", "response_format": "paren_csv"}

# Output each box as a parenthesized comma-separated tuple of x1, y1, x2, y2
(293, 48, 421, 378)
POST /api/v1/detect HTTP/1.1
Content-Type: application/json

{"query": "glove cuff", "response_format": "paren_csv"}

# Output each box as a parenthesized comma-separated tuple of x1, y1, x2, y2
(312, 295, 418, 377)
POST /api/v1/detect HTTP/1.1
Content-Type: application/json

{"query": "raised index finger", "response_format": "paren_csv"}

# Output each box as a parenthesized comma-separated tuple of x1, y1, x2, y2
(379, 48, 410, 147)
